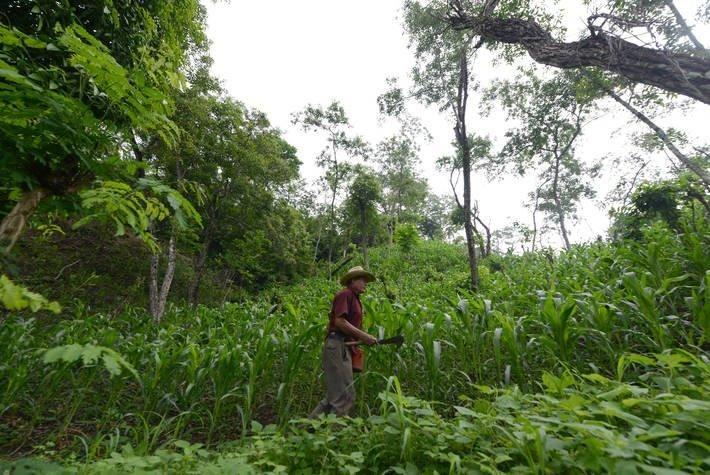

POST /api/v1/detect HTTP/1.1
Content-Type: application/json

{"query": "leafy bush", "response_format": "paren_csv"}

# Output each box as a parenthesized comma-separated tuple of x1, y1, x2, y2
(393, 222, 420, 253)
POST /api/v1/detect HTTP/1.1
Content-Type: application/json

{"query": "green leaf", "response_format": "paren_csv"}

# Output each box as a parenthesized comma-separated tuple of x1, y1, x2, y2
(454, 406, 477, 417)
(43, 346, 68, 364)
(81, 345, 103, 365)
(636, 465, 689, 475)
(61, 344, 84, 363)
(1, 275, 61, 313)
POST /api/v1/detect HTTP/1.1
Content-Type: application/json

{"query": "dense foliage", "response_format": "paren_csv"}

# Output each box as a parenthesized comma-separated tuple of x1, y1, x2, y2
(1, 212, 708, 472)
(0, 1, 205, 247)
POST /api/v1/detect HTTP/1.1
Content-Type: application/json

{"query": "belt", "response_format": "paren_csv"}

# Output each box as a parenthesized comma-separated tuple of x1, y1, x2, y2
(327, 330, 346, 340)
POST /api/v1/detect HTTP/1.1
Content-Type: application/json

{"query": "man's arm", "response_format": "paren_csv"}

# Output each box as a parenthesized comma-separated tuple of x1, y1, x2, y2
(333, 315, 377, 345)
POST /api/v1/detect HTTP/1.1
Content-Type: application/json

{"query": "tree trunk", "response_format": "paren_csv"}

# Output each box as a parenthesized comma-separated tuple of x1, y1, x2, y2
(606, 88, 710, 189)
(462, 200, 479, 290)
(158, 234, 177, 319)
(149, 252, 159, 318)
(220, 269, 235, 307)
(149, 232, 177, 323)
(531, 188, 541, 252)
(0, 188, 48, 253)
(360, 208, 369, 268)
(447, 14, 710, 104)
(551, 155, 571, 250)
(313, 214, 323, 262)
(327, 134, 340, 269)
(131, 134, 146, 179)
(454, 51, 479, 291)
(188, 235, 211, 307)
(547, 116, 581, 252)
(362, 241, 369, 269)
(474, 214, 491, 257)
(687, 189, 710, 214)
(555, 201, 571, 251)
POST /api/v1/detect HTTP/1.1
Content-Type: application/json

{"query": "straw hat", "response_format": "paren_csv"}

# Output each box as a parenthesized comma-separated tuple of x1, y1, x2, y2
(340, 266, 376, 286)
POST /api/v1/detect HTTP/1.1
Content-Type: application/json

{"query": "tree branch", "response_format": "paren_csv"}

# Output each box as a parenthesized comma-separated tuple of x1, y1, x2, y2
(446, 15, 710, 104)
(605, 88, 710, 189)
(662, 0, 706, 52)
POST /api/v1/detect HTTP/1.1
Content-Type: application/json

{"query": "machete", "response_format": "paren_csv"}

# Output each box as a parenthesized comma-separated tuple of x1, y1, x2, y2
(345, 335, 404, 347)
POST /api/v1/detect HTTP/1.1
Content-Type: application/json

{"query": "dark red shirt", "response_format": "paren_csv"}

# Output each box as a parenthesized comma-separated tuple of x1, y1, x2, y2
(327, 287, 362, 332)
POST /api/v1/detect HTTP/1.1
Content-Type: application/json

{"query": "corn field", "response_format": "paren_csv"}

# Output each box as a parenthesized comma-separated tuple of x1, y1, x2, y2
(1, 221, 709, 473)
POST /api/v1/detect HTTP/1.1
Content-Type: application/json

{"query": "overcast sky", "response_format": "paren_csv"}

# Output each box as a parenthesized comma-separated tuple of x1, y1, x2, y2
(203, 0, 709, 249)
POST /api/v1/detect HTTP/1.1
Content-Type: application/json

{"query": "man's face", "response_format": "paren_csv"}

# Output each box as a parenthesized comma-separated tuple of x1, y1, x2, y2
(350, 277, 368, 294)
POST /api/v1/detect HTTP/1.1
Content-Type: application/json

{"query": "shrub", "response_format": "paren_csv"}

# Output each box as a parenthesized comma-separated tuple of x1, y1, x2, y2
(394, 223, 419, 253)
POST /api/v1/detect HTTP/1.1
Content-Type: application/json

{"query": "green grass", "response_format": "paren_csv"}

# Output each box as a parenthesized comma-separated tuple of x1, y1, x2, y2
(0, 220, 708, 473)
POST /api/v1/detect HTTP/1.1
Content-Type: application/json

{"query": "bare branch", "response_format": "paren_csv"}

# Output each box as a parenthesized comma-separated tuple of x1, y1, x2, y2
(588, 13, 651, 31)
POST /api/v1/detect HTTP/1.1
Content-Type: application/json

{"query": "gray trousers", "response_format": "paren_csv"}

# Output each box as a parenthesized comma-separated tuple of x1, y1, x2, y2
(310, 334, 355, 417)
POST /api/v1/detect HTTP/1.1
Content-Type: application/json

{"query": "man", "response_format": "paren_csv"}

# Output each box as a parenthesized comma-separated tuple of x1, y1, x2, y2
(309, 266, 378, 417)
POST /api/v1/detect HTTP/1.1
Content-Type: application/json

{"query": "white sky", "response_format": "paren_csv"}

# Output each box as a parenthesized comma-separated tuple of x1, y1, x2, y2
(203, 0, 709, 249)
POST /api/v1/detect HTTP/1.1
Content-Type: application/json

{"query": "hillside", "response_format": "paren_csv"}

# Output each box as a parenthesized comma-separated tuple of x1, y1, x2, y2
(2, 223, 708, 473)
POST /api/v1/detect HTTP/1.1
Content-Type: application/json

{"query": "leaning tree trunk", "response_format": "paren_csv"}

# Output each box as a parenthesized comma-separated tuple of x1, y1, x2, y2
(0, 188, 49, 253)
(446, 13, 710, 104)
(149, 232, 177, 323)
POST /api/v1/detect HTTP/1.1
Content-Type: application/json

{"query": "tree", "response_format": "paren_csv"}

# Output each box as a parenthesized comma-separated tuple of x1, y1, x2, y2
(291, 102, 368, 265)
(418, 193, 456, 240)
(223, 200, 312, 291)
(149, 65, 301, 307)
(487, 70, 600, 250)
(375, 119, 429, 242)
(437, 134, 494, 257)
(344, 168, 382, 267)
(565, 64, 710, 188)
(442, 0, 710, 104)
(392, 1, 482, 290)
(0, 1, 206, 250)
(610, 174, 710, 240)
(491, 221, 535, 254)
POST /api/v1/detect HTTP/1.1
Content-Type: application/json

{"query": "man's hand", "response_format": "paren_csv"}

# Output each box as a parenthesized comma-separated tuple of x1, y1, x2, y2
(333, 316, 378, 346)
(362, 334, 378, 346)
